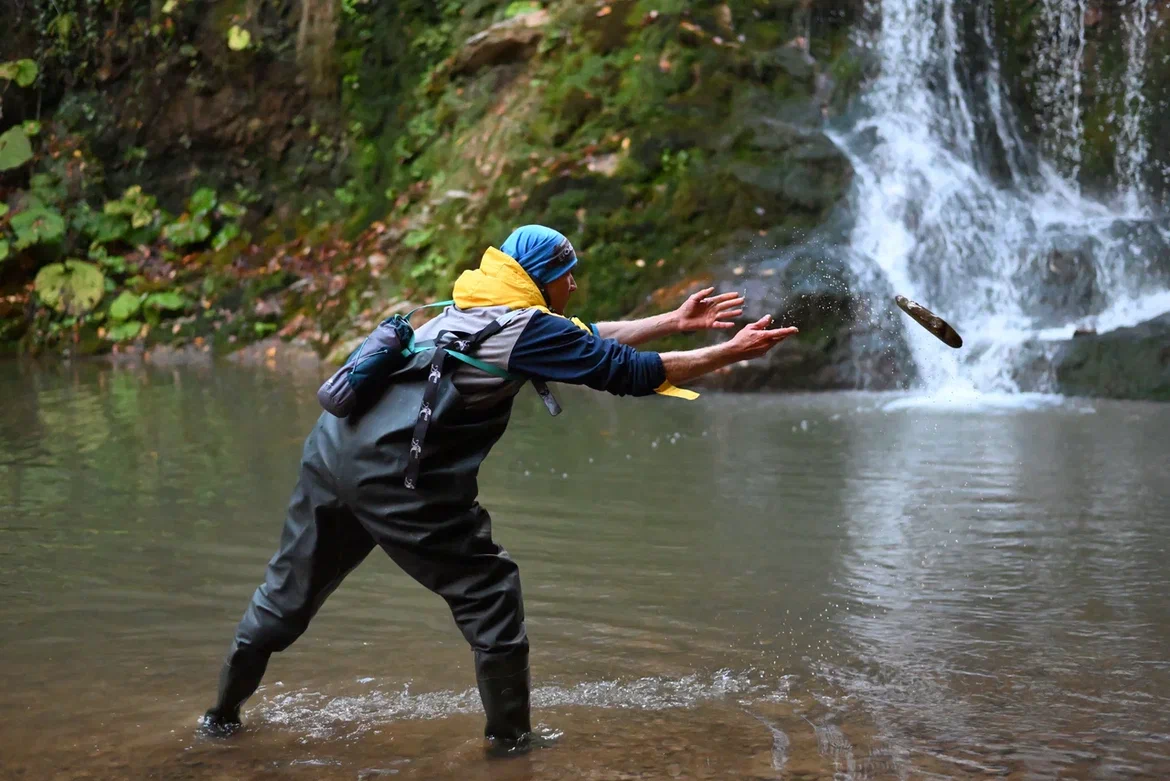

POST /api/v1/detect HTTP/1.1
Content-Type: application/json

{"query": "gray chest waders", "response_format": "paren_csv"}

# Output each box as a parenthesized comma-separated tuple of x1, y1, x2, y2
(205, 304, 554, 746)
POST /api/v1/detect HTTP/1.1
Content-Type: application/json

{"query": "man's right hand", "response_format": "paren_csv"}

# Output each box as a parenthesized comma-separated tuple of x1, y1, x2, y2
(724, 315, 799, 361)
(659, 313, 799, 386)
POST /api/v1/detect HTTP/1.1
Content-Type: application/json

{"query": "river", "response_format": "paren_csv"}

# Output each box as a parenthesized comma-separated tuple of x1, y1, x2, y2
(2, 361, 1168, 779)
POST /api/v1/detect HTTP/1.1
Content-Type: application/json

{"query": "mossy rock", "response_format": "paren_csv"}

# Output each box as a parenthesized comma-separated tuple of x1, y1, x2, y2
(1054, 313, 1170, 401)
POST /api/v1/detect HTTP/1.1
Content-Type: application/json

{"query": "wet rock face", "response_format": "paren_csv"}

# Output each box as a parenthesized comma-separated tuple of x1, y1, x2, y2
(699, 240, 917, 392)
(1016, 235, 1104, 328)
(1051, 312, 1170, 401)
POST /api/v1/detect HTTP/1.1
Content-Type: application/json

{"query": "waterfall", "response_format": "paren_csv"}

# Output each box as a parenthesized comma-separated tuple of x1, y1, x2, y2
(1118, 0, 1152, 202)
(824, 0, 1170, 400)
(1034, 0, 1088, 183)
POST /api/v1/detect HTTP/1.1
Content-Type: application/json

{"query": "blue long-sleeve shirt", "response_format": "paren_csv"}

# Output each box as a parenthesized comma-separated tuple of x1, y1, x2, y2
(506, 312, 665, 397)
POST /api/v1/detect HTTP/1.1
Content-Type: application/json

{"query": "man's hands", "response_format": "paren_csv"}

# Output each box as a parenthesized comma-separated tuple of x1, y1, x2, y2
(724, 315, 799, 360)
(659, 314, 798, 386)
(674, 287, 745, 332)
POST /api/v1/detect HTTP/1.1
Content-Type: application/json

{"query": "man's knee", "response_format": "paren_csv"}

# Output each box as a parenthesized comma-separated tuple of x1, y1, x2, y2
(233, 585, 312, 656)
(448, 555, 527, 655)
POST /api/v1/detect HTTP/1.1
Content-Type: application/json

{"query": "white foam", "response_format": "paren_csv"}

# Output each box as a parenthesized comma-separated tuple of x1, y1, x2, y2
(258, 670, 766, 739)
(879, 387, 1074, 413)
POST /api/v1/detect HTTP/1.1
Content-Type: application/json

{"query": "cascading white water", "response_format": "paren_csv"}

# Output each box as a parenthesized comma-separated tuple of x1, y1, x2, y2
(827, 0, 1170, 401)
(1118, 0, 1152, 202)
(1035, 0, 1088, 182)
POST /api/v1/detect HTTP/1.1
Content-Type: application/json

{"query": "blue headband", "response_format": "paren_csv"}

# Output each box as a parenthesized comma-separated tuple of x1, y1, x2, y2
(500, 224, 578, 286)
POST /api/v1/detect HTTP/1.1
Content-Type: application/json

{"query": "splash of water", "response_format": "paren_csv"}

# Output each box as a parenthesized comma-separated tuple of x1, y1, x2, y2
(259, 670, 766, 739)
(827, 0, 1169, 402)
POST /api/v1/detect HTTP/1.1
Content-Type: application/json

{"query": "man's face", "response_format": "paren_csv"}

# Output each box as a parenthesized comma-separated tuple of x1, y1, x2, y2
(544, 270, 576, 314)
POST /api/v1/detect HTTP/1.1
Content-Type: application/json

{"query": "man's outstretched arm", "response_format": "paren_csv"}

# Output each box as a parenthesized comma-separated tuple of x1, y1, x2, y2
(592, 287, 745, 346)
(507, 311, 797, 396)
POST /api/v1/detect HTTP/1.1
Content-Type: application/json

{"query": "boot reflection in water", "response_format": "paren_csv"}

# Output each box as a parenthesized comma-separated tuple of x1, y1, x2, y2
(198, 225, 795, 752)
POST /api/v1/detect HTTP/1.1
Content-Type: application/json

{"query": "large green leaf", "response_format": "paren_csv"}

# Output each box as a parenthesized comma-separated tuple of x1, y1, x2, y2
(34, 260, 106, 316)
(109, 291, 142, 321)
(0, 127, 34, 171)
(11, 206, 66, 249)
(0, 59, 38, 87)
(144, 290, 190, 312)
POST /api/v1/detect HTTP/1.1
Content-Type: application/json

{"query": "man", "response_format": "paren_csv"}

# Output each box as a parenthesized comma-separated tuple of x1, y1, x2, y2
(200, 224, 797, 751)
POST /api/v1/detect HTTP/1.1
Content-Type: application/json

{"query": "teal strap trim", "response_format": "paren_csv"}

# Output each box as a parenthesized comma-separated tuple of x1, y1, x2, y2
(445, 349, 519, 380)
(408, 339, 520, 381)
(406, 299, 455, 319)
(589, 322, 600, 338)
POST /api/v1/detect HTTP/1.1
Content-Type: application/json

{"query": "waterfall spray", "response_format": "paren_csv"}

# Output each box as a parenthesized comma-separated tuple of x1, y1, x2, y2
(824, 0, 1170, 400)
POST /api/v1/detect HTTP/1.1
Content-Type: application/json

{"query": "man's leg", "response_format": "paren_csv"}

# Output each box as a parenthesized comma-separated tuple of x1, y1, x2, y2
(202, 463, 375, 735)
(353, 501, 531, 746)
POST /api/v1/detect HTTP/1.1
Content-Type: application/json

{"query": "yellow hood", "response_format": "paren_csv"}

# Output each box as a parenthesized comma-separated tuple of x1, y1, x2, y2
(451, 247, 698, 401)
(453, 247, 548, 311)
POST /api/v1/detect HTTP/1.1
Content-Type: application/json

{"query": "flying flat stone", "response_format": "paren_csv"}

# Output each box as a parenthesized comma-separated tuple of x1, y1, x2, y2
(895, 295, 963, 348)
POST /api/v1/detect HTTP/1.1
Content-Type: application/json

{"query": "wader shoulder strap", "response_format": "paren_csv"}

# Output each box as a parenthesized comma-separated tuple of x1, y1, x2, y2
(404, 315, 536, 490)
(409, 308, 562, 415)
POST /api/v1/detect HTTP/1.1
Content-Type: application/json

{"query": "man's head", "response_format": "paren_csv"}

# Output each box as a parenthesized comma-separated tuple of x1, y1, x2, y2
(500, 225, 578, 314)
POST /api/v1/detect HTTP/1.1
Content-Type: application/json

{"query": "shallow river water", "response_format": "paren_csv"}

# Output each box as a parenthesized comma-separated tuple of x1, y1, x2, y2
(2, 361, 1168, 780)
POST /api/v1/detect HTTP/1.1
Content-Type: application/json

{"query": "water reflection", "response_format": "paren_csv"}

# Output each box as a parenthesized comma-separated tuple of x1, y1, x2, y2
(1, 362, 1169, 779)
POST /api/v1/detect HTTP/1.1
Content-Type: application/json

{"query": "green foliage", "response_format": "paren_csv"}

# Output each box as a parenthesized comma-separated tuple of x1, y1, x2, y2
(161, 188, 246, 248)
(34, 260, 106, 315)
(164, 215, 212, 245)
(402, 227, 435, 249)
(0, 127, 34, 171)
(11, 204, 66, 249)
(144, 291, 190, 313)
(88, 244, 127, 274)
(106, 320, 144, 342)
(504, 1, 541, 19)
(217, 200, 247, 219)
(0, 240, 8, 262)
(108, 291, 142, 321)
(227, 25, 251, 51)
(211, 222, 241, 250)
(0, 59, 38, 87)
(104, 186, 161, 230)
(189, 187, 217, 217)
(77, 205, 130, 245)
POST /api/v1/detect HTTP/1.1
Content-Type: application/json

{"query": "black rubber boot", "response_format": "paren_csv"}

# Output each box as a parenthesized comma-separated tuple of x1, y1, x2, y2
(198, 649, 269, 738)
(475, 652, 532, 755)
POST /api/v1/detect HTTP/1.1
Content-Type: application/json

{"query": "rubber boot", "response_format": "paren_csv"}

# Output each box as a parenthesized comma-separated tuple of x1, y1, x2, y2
(475, 651, 532, 755)
(198, 648, 269, 737)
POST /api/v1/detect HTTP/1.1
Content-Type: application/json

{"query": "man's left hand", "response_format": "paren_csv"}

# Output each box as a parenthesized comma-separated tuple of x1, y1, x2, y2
(675, 287, 745, 332)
